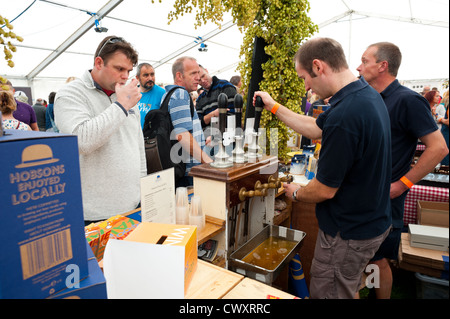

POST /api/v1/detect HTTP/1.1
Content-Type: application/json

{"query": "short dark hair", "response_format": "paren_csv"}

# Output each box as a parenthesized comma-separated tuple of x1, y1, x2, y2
(48, 92, 56, 104)
(294, 38, 348, 77)
(136, 63, 154, 76)
(369, 42, 402, 77)
(94, 36, 138, 67)
(230, 75, 241, 86)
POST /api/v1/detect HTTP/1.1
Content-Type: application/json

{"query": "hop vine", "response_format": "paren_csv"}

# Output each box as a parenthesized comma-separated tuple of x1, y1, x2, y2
(1, 14, 24, 88)
(162, 0, 318, 161)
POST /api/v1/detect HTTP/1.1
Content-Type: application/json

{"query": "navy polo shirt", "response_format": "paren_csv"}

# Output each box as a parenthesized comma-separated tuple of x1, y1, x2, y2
(381, 79, 438, 182)
(315, 77, 392, 240)
(381, 80, 438, 228)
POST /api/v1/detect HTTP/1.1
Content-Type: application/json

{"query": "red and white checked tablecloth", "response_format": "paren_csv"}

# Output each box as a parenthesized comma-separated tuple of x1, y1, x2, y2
(403, 184, 449, 225)
(416, 144, 426, 152)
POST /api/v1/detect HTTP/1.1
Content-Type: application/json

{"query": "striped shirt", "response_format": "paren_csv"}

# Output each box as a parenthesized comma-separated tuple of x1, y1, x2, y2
(164, 85, 205, 174)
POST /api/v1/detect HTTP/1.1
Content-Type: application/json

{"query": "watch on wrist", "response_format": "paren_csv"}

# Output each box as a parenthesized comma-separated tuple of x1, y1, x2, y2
(292, 188, 300, 202)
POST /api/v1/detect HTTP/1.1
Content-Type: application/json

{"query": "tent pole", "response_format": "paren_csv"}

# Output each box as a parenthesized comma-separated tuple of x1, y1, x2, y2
(348, 12, 352, 66)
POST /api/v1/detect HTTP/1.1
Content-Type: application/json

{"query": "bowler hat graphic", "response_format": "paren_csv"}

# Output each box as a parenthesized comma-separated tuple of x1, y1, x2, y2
(15, 144, 60, 168)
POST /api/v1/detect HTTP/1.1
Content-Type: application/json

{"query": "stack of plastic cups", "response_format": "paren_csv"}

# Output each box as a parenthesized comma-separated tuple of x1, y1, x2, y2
(189, 195, 205, 231)
(175, 187, 189, 225)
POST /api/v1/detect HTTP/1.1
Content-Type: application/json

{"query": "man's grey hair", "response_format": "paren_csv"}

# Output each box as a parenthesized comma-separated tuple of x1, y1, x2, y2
(172, 56, 197, 80)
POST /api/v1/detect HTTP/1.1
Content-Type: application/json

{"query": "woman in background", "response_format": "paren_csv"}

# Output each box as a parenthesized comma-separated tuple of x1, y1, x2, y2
(440, 90, 449, 165)
(425, 90, 445, 129)
(1, 91, 31, 130)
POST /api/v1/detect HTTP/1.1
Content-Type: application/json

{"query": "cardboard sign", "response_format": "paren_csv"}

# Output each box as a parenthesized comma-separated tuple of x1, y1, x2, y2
(0, 130, 88, 298)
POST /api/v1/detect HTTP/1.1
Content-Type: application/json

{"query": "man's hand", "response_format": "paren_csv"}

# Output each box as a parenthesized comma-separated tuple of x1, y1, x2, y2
(253, 91, 276, 112)
(115, 78, 141, 111)
(390, 180, 409, 199)
(283, 183, 300, 202)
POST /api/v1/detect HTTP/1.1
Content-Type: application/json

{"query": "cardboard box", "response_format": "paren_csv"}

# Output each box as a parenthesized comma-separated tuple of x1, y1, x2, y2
(48, 240, 106, 299)
(417, 201, 449, 227)
(103, 222, 197, 298)
(0, 129, 88, 299)
(409, 224, 449, 251)
(399, 233, 449, 278)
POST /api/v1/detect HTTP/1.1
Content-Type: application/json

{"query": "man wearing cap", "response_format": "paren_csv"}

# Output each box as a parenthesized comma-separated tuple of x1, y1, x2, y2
(54, 36, 146, 225)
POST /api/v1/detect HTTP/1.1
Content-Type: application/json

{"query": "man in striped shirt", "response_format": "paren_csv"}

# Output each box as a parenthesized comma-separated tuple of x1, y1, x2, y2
(164, 56, 213, 187)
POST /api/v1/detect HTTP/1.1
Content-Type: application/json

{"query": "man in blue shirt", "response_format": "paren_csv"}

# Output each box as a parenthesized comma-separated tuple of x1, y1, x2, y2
(136, 63, 166, 128)
(164, 57, 212, 187)
(357, 42, 448, 299)
(254, 38, 392, 299)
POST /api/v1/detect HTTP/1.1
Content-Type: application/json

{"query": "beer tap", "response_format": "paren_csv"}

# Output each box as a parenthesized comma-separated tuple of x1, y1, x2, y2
(246, 96, 263, 160)
(239, 187, 268, 202)
(211, 93, 233, 168)
(232, 93, 246, 163)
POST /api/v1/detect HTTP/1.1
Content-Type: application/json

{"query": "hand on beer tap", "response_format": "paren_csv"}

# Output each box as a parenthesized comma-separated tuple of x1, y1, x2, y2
(253, 91, 277, 113)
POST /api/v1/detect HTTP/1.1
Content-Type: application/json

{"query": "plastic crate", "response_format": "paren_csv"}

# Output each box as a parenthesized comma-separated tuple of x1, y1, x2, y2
(415, 272, 449, 299)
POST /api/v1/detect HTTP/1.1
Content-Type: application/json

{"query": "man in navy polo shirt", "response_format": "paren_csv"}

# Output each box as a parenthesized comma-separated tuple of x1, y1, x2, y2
(254, 38, 392, 299)
(357, 42, 448, 299)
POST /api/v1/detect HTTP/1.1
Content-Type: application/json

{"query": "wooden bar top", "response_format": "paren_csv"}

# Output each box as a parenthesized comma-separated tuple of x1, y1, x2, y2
(222, 277, 298, 299)
(186, 260, 243, 299)
(189, 155, 278, 183)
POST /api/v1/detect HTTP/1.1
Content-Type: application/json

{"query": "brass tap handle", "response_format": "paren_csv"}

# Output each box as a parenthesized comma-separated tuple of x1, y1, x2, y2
(267, 175, 293, 188)
(255, 179, 278, 190)
(267, 176, 281, 188)
(277, 174, 293, 184)
(254, 180, 264, 190)
(239, 187, 268, 202)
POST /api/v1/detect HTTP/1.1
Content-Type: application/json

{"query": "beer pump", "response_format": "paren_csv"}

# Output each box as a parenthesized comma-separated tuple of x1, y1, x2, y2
(246, 96, 263, 160)
(232, 93, 246, 163)
(211, 93, 233, 168)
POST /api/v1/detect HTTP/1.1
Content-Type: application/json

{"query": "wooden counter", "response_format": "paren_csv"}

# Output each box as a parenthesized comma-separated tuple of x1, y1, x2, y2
(187, 260, 243, 299)
(291, 201, 318, 289)
(187, 260, 297, 299)
(223, 277, 297, 299)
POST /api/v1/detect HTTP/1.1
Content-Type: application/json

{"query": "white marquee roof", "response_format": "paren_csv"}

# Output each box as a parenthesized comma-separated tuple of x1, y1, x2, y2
(2, 0, 449, 100)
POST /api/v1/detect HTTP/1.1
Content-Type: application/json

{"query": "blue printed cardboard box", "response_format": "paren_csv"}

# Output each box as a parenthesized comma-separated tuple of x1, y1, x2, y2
(0, 130, 88, 299)
(48, 240, 107, 299)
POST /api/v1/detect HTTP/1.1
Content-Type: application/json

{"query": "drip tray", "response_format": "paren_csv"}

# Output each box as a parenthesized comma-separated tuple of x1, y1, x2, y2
(229, 225, 306, 285)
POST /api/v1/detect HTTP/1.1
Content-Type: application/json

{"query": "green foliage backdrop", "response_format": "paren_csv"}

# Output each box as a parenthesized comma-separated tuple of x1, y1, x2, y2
(162, 0, 317, 161)
(1, 15, 23, 87)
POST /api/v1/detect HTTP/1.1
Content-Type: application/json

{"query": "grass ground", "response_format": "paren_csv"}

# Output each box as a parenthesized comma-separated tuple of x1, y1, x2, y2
(359, 267, 418, 299)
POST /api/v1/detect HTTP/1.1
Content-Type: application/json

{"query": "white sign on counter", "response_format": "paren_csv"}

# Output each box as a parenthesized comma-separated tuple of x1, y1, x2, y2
(140, 167, 175, 224)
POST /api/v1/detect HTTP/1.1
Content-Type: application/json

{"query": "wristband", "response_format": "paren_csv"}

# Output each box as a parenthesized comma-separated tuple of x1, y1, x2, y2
(271, 102, 280, 114)
(400, 176, 414, 189)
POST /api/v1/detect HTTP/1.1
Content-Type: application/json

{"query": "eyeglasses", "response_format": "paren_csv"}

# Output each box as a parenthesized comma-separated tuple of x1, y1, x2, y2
(96, 37, 125, 58)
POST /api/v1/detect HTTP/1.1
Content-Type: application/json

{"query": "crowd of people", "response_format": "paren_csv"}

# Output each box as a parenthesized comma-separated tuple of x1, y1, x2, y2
(1, 35, 449, 299)
(0, 80, 59, 132)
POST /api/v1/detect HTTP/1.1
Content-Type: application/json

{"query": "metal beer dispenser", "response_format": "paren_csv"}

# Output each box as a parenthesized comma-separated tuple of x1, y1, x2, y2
(246, 96, 263, 160)
(232, 93, 246, 163)
(211, 93, 233, 168)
